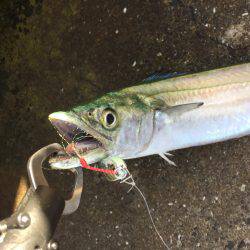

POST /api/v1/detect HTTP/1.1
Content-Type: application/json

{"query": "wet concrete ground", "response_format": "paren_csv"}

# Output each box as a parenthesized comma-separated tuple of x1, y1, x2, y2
(0, 0, 249, 249)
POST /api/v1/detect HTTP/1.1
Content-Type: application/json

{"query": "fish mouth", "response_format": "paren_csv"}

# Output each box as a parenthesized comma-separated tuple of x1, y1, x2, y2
(48, 111, 105, 156)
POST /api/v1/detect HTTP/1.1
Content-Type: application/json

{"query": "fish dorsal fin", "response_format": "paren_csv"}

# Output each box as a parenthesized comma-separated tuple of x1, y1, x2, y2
(143, 72, 185, 83)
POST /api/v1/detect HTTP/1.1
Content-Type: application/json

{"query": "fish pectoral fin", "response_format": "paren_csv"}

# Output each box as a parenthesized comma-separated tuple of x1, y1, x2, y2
(138, 94, 203, 115)
(159, 153, 176, 166)
(163, 102, 204, 116)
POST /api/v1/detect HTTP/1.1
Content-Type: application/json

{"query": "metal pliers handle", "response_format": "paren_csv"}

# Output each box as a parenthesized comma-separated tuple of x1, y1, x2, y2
(0, 143, 83, 250)
(27, 143, 83, 215)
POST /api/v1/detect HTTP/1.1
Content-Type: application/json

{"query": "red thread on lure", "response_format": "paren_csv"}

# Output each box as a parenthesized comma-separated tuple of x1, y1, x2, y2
(80, 157, 116, 175)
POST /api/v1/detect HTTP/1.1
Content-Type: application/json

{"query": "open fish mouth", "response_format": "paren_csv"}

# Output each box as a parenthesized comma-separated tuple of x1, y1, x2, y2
(48, 111, 104, 156)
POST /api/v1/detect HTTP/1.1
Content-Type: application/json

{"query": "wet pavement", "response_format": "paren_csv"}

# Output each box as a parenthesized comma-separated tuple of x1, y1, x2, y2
(0, 0, 249, 249)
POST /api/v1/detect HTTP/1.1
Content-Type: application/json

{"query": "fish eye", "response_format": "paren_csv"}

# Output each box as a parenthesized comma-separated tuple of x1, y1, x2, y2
(101, 109, 118, 129)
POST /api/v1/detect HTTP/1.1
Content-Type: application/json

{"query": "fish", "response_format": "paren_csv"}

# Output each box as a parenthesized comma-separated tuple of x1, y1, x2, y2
(48, 63, 250, 168)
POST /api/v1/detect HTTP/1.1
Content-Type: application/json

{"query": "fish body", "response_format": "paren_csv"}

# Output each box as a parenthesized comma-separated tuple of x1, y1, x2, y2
(127, 63, 250, 158)
(49, 63, 250, 167)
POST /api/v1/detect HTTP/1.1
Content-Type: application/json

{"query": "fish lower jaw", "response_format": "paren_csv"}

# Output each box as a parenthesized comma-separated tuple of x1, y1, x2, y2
(49, 148, 109, 170)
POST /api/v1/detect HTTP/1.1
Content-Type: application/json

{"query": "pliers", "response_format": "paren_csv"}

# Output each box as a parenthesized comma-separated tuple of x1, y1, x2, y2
(0, 143, 83, 250)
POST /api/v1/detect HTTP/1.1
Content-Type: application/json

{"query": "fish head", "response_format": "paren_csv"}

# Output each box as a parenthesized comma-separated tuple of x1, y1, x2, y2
(49, 92, 157, 159)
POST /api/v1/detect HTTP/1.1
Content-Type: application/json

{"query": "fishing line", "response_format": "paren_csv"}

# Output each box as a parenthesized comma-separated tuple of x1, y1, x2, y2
(50, 141, 169, 248)
(79, 157, 117, 175)
(76, 154, 169, 248)
(121, 174, 170, 249)
(77, 154, 169, 248)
